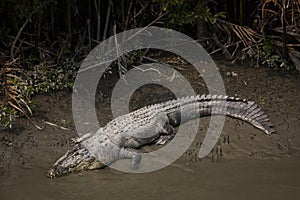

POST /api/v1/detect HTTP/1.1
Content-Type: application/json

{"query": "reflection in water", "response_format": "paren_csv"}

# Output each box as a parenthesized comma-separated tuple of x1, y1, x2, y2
(1, 158, 300, 200)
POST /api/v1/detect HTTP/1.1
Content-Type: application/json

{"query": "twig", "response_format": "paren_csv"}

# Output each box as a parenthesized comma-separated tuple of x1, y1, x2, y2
(209, 41, 241, 55)
(87, 19, 92, 51)
(142, 56, 161, 63)
(10, 7, 38, 58)
(126, 11, 167, 42)
(44, 121, 71, 131)
(113, 23, 123, 77)
(212, 33, 232, 59)
(124, 0, 134, 30)
(130, 4, 146, 25)
(95, 0, 101, 41)
(134, 66, 162, 74)
(103, 0, 112, 40)
(9, 36, 56, 56)
(26, 115, 43, 130)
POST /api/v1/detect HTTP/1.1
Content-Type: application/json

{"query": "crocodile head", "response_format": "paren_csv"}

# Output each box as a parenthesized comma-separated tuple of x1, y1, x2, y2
(47, 144, 106, 178)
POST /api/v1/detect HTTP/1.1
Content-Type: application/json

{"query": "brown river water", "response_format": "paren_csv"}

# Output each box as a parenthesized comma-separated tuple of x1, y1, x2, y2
(1, 158, 300, 200)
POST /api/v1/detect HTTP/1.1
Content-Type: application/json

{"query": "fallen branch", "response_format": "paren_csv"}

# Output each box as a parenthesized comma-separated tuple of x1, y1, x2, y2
(44, 121, 71, 131)
(212, 33, 232, 59)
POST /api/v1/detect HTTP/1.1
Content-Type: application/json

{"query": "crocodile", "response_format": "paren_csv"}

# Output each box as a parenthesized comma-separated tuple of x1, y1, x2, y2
(47, 94, 275, 178)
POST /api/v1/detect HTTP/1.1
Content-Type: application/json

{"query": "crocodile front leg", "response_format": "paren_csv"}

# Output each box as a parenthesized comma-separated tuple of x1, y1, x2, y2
(118, 148, 142, 170)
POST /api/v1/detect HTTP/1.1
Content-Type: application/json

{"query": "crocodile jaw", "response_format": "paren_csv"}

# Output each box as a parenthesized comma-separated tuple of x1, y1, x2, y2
(47, 160, 106, 178)
(47, 144, 106, 178)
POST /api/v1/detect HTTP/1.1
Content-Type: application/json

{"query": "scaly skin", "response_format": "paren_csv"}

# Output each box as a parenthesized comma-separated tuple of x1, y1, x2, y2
(47, 94, 275, 178)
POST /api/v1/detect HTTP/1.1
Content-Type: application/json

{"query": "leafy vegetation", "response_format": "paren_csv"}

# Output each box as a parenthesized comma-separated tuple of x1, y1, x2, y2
(154, 0, 225, 27)
(0, 0, 299, 129)
(0, 57, 80, 129)
(214, 0, 300, 70)
(258, 40, 289, 69)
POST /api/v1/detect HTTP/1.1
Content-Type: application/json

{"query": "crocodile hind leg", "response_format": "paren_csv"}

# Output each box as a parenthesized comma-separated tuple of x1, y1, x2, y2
(118, 148, 142, 170)
(155, 124, 175, 145)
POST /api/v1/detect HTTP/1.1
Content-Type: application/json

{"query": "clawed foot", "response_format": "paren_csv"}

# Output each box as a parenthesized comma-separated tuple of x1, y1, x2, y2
(211, 144, 223, 162)
(155, 135, 174, 145)
(155, 123, 175, 145)
(119, 148, 142, 170)
(131, 154, 142, 170)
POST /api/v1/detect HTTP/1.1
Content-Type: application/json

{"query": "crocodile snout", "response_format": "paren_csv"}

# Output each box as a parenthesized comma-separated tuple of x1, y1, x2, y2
(47, 168, 57, 178)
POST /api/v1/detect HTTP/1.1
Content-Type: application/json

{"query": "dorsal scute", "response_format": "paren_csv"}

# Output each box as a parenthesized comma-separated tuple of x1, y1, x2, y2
(206, 94, 211, 99)
(211, 94, 217, 99)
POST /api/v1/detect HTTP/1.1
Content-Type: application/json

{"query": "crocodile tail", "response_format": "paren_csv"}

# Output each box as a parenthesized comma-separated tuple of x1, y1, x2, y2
(167, 94, 275, 135)
(200, 95, 275, 134)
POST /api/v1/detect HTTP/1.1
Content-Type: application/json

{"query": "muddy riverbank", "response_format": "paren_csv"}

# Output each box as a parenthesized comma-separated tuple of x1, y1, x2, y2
(1, 58, 300, 200)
